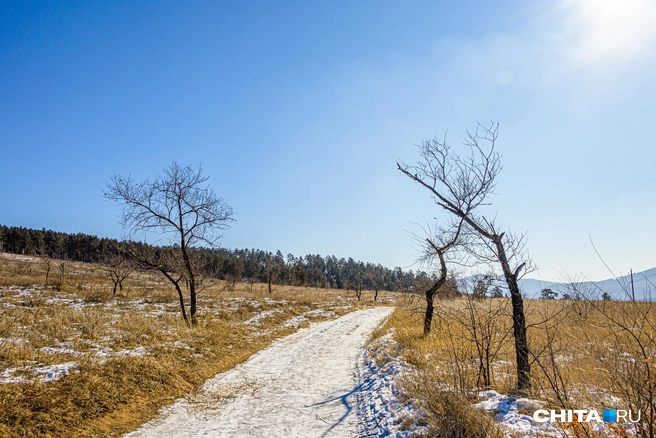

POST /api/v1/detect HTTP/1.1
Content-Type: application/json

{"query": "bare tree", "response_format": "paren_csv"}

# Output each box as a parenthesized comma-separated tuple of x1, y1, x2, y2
(37, 249, 52, 286)
(398, 122, 534, 393)
(104, 252, 136, 295)
(105, 161, 235, 325)
(58, 262, 65, 284)
(414, 218, 465, 335)
(126, 243, 190, 324)
(472, 276, 493, 300)
(264, 257, 283, 294)
(366, 266, 382, 302)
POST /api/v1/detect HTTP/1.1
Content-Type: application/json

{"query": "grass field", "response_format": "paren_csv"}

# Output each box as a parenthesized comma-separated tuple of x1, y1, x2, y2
(379, 294, 656, 437)
(6, 250, 653, 437)
(0, 252, 394, 437)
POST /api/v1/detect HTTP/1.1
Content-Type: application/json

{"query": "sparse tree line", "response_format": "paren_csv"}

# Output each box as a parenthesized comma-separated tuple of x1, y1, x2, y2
(0, 225, 118, 262)
(0, 224, 434, 294)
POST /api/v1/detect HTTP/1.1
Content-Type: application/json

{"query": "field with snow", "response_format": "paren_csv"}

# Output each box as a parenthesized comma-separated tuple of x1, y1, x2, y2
(3, 252, 655, 437)
(383, 295, 656, 437)
(0, 253, 395, 437)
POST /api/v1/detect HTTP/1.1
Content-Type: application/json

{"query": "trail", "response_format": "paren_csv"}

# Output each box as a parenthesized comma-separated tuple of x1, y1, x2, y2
(125, 307, 393, 438)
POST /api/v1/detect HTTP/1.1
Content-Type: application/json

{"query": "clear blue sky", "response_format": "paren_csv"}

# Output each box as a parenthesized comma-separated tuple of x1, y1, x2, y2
(1, 0, 655, 281)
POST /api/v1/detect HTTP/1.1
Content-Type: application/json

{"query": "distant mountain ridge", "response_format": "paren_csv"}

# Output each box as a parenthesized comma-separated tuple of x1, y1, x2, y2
(517, 268, 656, 300)
(463, 268, 656, 301)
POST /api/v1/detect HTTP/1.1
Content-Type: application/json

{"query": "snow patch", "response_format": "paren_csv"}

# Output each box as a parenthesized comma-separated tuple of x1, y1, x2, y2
(39, 346, 79, 355)
(357, 333, 428, 437)
(92, 345, 148, 359)
(243, 309, 282, 325)
(283, 315, 308, 328)
(0, 337, 25, 345)
(1, 361, 79, 384)
(474, 390, 560, 436)
(306, 309, 335, 318)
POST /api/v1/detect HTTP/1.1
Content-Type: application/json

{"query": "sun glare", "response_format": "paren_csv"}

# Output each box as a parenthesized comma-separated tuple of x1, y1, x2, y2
(562, 0, 656, 63)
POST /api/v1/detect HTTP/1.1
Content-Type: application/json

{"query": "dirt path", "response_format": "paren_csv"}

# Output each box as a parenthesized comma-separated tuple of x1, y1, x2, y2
(125, 307, 393, 438)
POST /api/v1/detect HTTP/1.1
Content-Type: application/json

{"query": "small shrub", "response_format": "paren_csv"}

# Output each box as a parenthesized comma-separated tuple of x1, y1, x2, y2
(403, 372, 505, 438)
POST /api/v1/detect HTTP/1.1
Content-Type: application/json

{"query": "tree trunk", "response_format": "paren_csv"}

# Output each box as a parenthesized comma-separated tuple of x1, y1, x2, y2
(424, 292, 434, 335)
(423, 248, 448, 336)
(158, 268, 190, 326)
(112, 282, 118, 295)
(175, 286, 190, 326)
(189, 285, 197, 325)
(180, 241, 198, 325)
(374, 288, 378, 302)
(174, 282, 189, 326)
(494, 236, 531, 394)
(174, 277, 190, 325)
(268, 273, 272, 294)
(423, 276, 445, 335)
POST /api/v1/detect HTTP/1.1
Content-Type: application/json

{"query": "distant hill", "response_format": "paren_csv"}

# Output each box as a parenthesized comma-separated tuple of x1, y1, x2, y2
(518, 268, 656, 301)
(463, 268, 656, 301)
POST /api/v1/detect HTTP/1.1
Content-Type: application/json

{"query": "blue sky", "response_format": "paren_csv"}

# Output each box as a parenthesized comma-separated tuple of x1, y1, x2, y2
(1, 0, 655, 281)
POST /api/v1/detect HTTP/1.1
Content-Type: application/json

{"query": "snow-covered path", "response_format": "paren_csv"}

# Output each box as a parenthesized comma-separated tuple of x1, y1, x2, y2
(125, 307, 393, 438)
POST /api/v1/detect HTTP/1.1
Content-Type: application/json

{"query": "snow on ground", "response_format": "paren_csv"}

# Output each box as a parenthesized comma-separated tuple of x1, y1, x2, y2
(474, 390, 561, 437)
(39, 346, 79, 355)
(125, 307, 394, 438)
(356, 332, 428, 437)
(243, 309, 282, 325)
(474, 390, 637, 437)
(89, 345, 149, 359)
(283, 315, 308, 328)
(0, 361, 79, 384)
(0, 337, 25, 344)
(307, 309, 335, 318)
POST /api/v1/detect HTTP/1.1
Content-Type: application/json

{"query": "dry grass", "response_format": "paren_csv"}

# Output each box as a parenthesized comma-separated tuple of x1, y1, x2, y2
(402, 374, 506, 438)
(383, 294, 656, 437)
(373, 306, 508, 437)
(0, 252, 397, 437)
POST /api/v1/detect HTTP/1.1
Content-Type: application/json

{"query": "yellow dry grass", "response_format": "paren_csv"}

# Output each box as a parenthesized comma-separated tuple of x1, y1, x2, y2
(382, 294, 656, 437)
(0, 252, 396, 437)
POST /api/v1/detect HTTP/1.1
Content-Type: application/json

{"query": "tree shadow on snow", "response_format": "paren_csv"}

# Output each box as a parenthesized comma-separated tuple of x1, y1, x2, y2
(309, 384, 362, 437)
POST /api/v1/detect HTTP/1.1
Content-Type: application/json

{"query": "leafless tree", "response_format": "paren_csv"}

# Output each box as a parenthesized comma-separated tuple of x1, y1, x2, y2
(37, 249, 52, 286)
(247, 276, 257, 293)
(355, 280, 363, 301)
(126, 242, 190, 324)
(104, 252, 136, 295)
(366, 267, 382, 302)
(264, 257, 283, 294)
(398, 122, 534, 393)
(58, 262, 65, 284)
(105, 161, 234, 325)
(413, 217, 465, 335)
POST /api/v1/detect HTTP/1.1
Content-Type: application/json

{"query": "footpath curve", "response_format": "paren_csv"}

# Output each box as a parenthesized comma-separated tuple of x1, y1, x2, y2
(125, 306, 393, 438)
